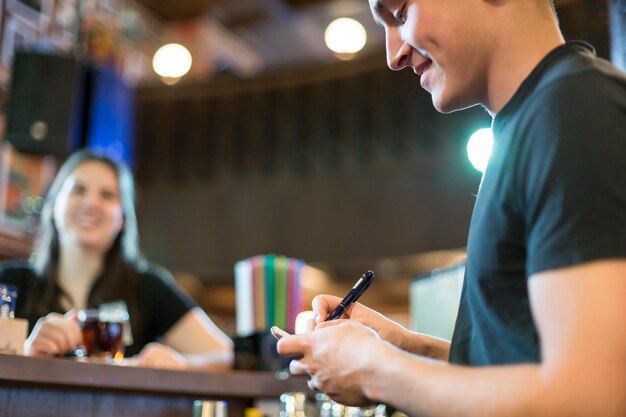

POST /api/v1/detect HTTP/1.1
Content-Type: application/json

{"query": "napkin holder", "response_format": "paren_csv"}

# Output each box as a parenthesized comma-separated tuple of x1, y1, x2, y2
(0, 318, 28, 355)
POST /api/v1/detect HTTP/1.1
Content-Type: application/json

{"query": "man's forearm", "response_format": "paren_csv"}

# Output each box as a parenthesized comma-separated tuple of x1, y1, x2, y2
(400, 331, 451, 361)
(364, 344, 622, 417)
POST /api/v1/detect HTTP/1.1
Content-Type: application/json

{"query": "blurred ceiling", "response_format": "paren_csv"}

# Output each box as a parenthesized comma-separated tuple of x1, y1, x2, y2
(135, 0, 386, 78)
(133, 0, 610, 80)
(135, 0, 328, 22)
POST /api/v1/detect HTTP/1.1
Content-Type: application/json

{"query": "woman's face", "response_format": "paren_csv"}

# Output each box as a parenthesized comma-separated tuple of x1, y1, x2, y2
(53, 160, 124, 255)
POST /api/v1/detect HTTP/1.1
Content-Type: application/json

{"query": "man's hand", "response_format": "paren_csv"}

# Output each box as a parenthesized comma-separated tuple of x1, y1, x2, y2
(312, 294, 449, 359)
(277, 320, 386, 406)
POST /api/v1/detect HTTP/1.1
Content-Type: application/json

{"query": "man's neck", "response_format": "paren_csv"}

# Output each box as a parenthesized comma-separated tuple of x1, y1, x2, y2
(484, 4, 565, 115)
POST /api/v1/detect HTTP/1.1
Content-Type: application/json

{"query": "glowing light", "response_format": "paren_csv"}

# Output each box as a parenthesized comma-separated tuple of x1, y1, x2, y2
(467, 128, 494, 173)
(324, 18, 367, 59)
(295, 311, 315, 334)
(152, 43, 192, 81)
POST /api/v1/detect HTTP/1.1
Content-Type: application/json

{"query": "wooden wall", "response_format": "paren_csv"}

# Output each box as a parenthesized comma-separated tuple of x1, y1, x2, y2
(134, 56, 491, 284)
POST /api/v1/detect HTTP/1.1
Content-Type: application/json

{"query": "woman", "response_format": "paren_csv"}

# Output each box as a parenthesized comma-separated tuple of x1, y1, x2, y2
(0, 150, 233, 370)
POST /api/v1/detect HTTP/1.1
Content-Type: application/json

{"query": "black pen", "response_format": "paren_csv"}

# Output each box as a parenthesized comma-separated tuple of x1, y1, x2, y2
(326, 270, 375, 321)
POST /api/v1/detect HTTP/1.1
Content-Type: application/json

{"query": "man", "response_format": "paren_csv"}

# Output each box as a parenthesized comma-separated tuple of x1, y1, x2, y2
(277, 0, 626, 415)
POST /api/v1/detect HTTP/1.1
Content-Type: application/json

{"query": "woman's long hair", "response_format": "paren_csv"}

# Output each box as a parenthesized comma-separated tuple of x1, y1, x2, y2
(27, 150, 144, 335)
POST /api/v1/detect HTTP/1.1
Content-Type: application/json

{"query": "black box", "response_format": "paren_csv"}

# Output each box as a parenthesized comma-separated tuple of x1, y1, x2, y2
(234, 330, 292, 371)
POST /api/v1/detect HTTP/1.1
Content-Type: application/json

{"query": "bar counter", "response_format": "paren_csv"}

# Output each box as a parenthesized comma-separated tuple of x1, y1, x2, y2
(0, 354, 309, 417)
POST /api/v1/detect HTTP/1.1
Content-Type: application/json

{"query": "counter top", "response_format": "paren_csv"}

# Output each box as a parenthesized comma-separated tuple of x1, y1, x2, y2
(0, 354, 307, 398)
(0, 354, 310, 417)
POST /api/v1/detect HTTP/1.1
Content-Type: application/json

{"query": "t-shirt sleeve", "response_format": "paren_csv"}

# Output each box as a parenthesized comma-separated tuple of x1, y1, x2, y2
(138, 265, 198, 338)
(521, 75, 626, 276)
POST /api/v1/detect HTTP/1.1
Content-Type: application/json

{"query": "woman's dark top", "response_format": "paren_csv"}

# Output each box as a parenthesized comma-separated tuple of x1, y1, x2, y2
(0, 260, 197, 357)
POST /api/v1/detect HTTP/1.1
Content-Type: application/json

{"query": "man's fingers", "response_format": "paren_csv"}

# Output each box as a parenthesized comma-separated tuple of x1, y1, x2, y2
(308, 376, 320, 391)
(315, 319, 348, 330)
(289, 359, 311, 376)
(311, 295, 342, 323)
(276, 333, 308, 356)
(311, 296, 328, 322)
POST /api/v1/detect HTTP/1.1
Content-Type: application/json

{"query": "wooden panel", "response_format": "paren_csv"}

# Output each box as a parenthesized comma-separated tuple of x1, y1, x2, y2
(0, 355, 310, 417)
(0, 388, 201, 417)
(0, 231, 32, 261)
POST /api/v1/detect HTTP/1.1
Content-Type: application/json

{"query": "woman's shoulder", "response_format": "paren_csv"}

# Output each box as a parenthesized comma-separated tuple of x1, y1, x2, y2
(0, 259, 36, 276)
(0, 259, 37, 287)
(134, 262, 196, 307)
(135, 262, 176, 285)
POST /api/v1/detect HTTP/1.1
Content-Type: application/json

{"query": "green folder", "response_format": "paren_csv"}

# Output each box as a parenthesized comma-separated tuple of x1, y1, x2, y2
(265, 254, 276, 327)
(274, 255, 289, 329)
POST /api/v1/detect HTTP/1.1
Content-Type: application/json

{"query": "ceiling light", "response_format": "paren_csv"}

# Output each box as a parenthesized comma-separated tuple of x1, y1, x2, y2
(324, 17, 367, 59)
(152, 43, 193, 83)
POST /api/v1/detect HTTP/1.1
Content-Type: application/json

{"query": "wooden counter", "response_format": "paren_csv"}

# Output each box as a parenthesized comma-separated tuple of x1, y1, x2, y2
(0, 354, 309, 417)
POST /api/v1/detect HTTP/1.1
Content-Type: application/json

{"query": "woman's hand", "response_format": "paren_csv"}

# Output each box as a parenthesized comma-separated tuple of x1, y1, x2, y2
(135, 342, 187, 370)
(24, 310, 82, 357)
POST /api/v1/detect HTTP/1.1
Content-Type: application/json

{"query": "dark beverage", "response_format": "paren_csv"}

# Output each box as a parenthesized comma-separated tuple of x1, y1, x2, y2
(78, 309, 126, 361)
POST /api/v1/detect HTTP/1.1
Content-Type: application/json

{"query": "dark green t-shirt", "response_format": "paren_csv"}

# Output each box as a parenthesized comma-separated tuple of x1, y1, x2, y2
(450, 42, 626, 365)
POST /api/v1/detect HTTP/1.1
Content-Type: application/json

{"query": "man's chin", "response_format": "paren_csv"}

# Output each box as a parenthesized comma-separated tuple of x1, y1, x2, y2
(431, 97, 455, 114)
(431, 94, 478, 114)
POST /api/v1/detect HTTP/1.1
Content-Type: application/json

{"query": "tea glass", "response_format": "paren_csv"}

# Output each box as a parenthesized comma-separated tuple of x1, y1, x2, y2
(76, 308, 128, 362)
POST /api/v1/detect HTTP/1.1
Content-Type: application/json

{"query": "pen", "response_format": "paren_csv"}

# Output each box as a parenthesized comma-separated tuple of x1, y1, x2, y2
(326, 270, 375, 321)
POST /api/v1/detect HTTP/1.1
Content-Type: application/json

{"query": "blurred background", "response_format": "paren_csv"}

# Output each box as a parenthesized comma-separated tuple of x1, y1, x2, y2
(0, 0, 622, 335)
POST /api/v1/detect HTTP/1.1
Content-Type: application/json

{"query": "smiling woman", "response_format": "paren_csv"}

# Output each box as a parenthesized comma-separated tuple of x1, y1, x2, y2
(52, 160, 126, 259)
(0, 150, 234, 370)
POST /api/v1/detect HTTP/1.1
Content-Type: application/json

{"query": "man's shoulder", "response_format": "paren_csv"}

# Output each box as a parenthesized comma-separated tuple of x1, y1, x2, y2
(517, 54, 626, 137)
(534, 50, 626, 106)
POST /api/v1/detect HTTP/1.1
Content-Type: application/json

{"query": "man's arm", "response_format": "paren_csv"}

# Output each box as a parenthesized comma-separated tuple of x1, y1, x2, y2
(389, 330, 451, 361)
(312, 295, 451, 361)
(366, 259, 626, 417)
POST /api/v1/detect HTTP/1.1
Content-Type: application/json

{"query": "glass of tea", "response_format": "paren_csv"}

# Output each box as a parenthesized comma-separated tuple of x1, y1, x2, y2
(77, 308, 128, 362)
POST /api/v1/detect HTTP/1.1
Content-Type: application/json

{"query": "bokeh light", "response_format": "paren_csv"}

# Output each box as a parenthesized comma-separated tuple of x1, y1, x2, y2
(152, 43, 193, 81)
(467, 128, 494, 173)
(324, 17, 367, 59)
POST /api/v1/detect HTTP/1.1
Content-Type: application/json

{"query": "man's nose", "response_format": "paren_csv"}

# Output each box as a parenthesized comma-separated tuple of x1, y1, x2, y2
(386, 33, 411, 71)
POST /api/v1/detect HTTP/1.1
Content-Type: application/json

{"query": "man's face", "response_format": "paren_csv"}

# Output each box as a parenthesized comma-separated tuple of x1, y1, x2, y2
(369, 0, 490, 113)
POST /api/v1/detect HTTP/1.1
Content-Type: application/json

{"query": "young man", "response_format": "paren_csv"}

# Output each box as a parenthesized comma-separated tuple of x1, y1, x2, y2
(277, 0, 626, 415)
